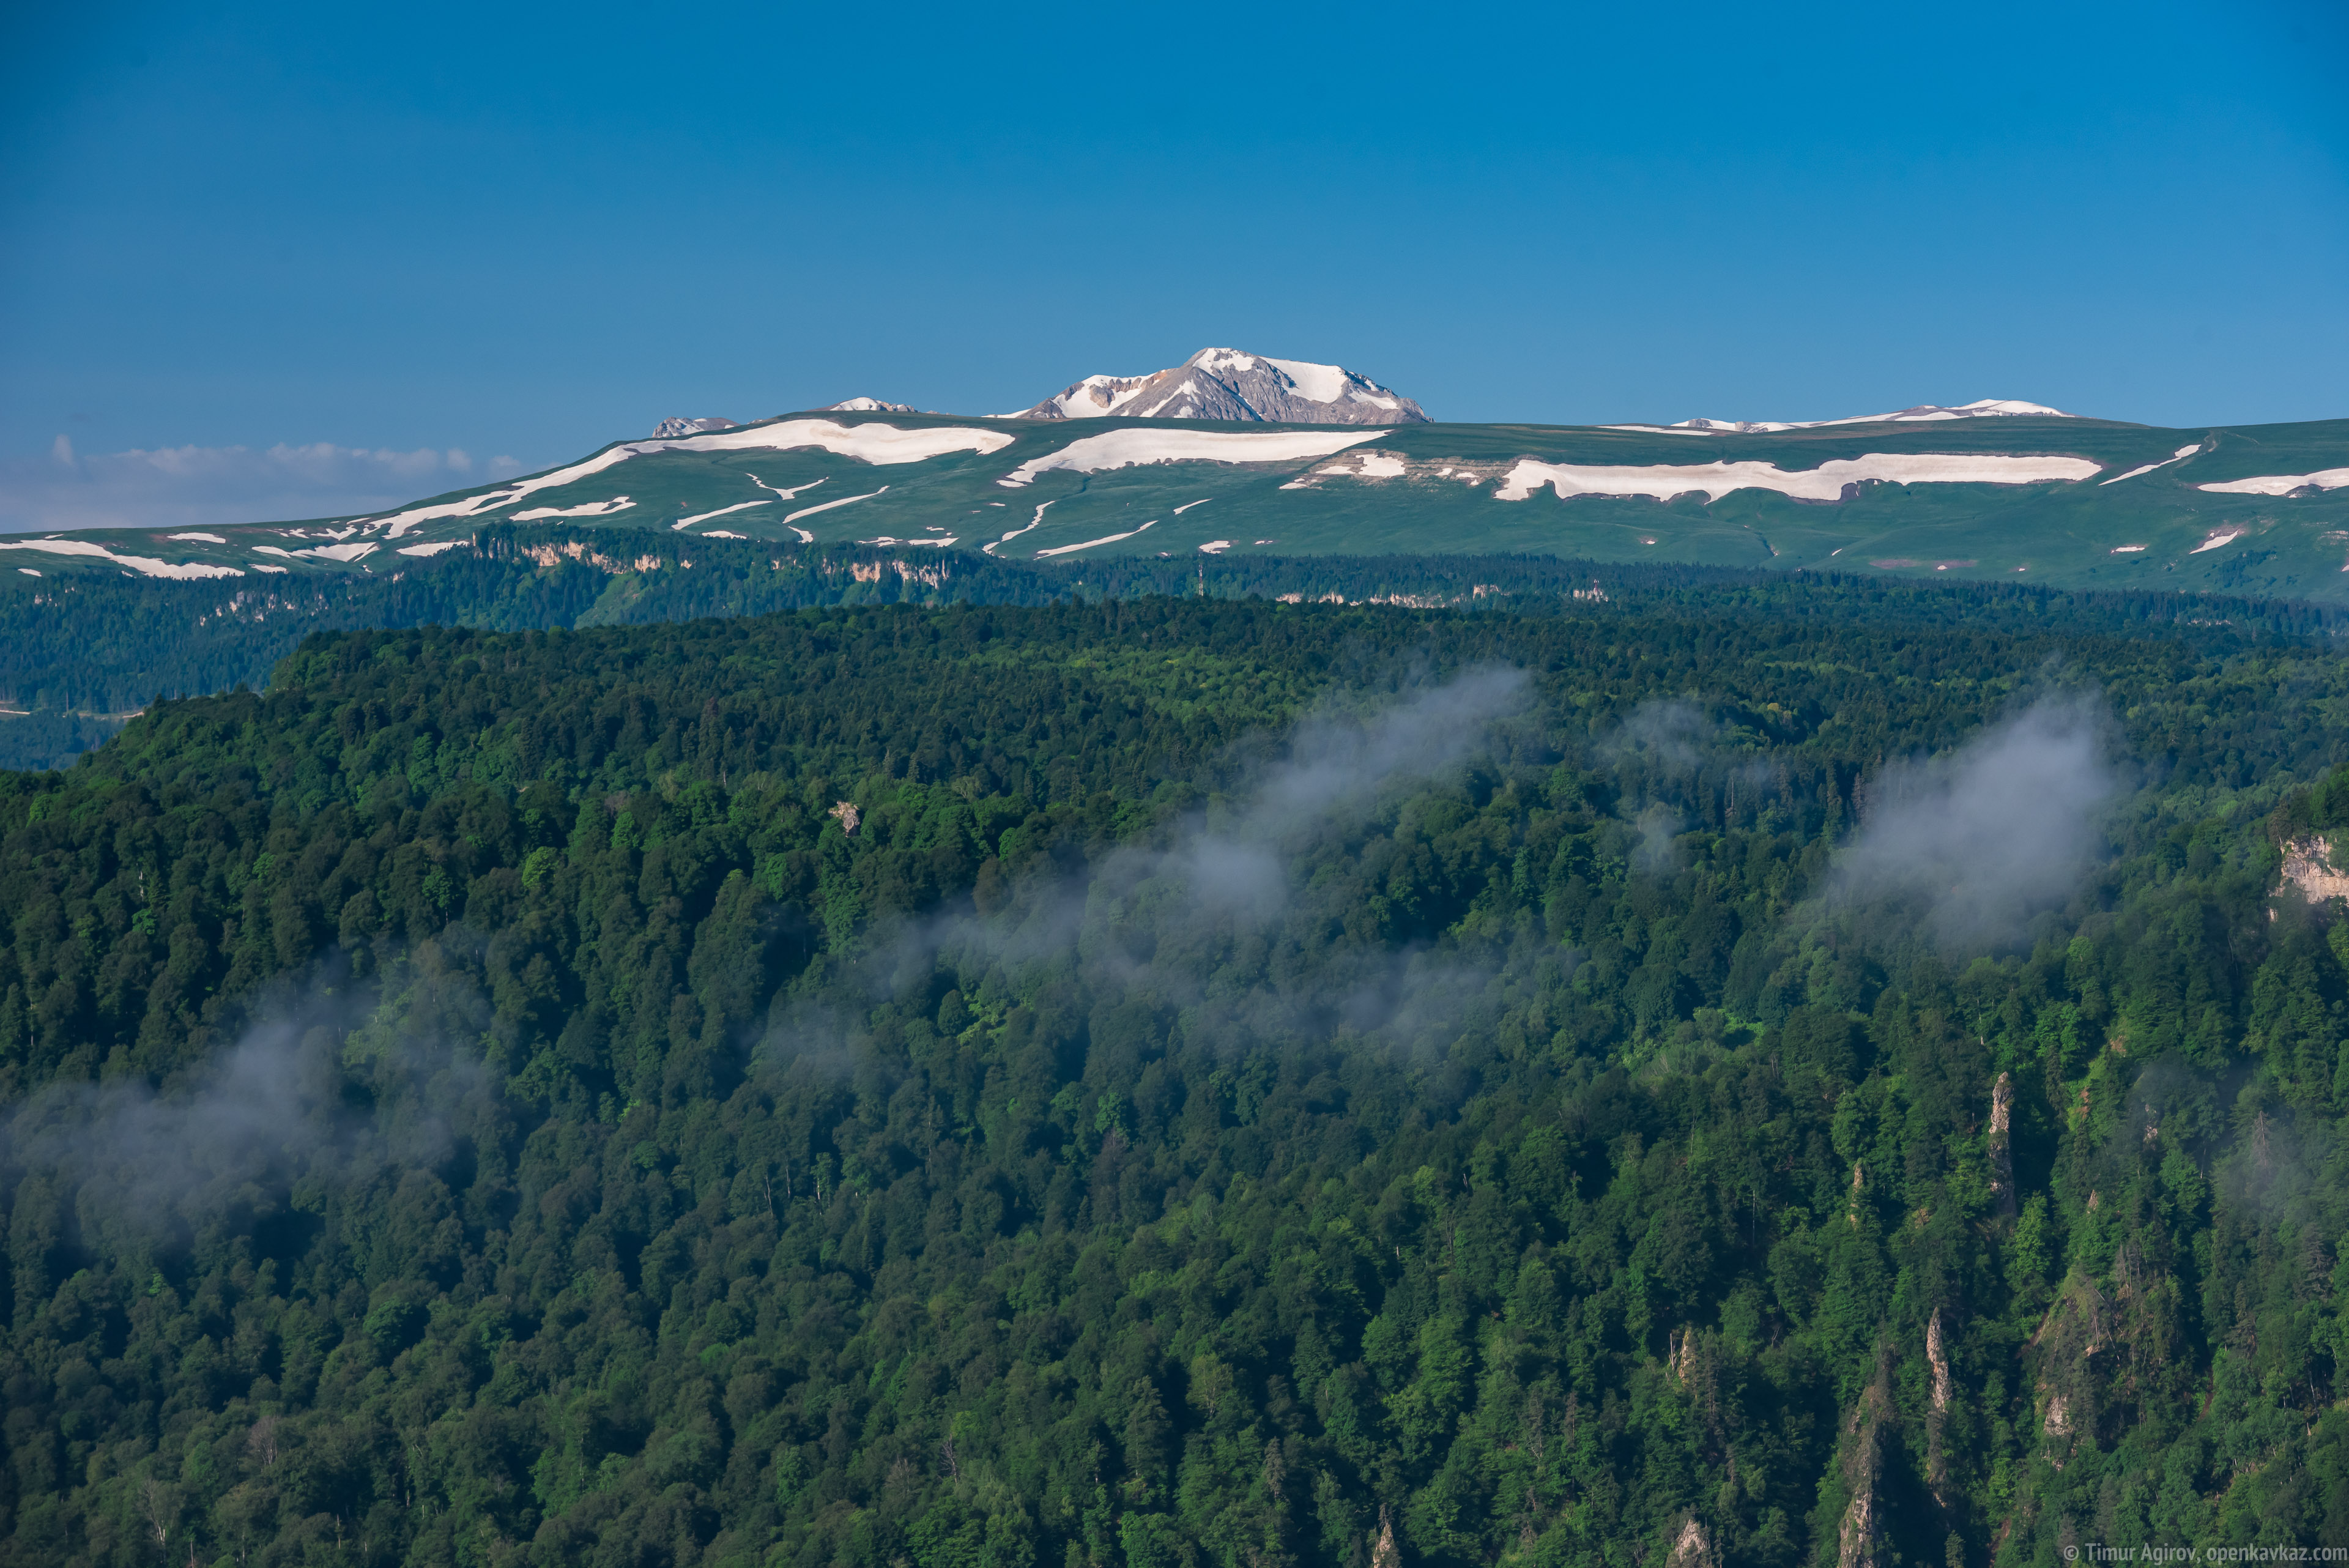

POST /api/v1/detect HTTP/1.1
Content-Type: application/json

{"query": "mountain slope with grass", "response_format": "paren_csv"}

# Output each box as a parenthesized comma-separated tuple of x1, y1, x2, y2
(8, 410, 2347, 603)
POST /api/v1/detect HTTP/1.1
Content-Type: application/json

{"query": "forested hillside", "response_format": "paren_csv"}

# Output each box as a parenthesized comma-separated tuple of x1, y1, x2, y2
(7, 519, 2345, 771)
(6, 594, 2349, 1567)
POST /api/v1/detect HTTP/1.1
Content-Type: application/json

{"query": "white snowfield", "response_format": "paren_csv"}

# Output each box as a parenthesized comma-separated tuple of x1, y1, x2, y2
(2101, 445, 2202, 486)
(984, 501, 1056, 556)
(651, 417, 735, 438)
(1011, 374, 1157, 420)
(1035, 519, 1156, 557)
(2195, 468, 2349, 496)
(1007, 348, 1423, 423)
(1316, 454, 1408, 479)
(2192, 531, 2244, 552)
(343, 421, 1012, 538)
(1200, 349, 1403, 412)
(785, 487, 889, 528)
(636, 420, 1013, 463)
(1608, 399, 2078, 436)
(672, 500, 773, 529)
(515, 498, 635, 521)
(1279, 359, 1390, 409)
(254, 541, 378, 563)
(0, 537, 245, 579)
(398, 540, 466, 557)
(996, 428, 1380, 488)
(1494, 452, 2102, 505)
(166, 532, 229, 543)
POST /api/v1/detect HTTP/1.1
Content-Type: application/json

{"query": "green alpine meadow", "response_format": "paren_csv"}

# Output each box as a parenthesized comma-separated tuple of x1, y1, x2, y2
(9, 582, 2349, 1566)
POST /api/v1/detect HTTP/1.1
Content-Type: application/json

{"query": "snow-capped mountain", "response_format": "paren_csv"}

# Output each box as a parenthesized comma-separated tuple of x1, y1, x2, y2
(1008, 347, 1429, 426)
(825, 397, 922, 414)
(652, 417, 737, 437)
(1620, 399, 2079, 436)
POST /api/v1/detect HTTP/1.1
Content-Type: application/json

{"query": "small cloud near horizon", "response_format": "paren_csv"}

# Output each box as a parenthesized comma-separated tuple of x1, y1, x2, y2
(1, 437, 526, 534)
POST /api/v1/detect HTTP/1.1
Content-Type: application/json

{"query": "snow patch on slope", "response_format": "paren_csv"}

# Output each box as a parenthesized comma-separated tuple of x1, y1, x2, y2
(997, 428, 1380, 488)
(2197, 468, 2349, 496)
(784, 487, 889, 530)
(2101, 445, 2202, 485)
(343, 420, 1011, 538)
(985, 501, 1056, 556)
(1258, 356, 1348, 404)
(0, 537, 244, 579)
(254, 541, 378, 563)
(654, 420, 1013, 463)
(1034, 519, 1156, 557)
(672, 500, 772, 530)
(1608, 399, 2079, 435)
(1494, 452, 2101, 504)
(514, 497, 634, 521)
(1315, 453, 1409, 479)
(748, 473, 827, 503)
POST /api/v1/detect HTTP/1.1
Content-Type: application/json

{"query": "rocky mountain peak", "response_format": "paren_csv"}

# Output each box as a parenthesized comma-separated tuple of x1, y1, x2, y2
(1008, 347, 1429, 425)
(651, 417, 737, 439)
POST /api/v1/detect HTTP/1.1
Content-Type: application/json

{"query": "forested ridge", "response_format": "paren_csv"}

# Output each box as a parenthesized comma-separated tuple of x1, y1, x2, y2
(6, 519, 2346, 772)
(6, 595, 2349, 1567)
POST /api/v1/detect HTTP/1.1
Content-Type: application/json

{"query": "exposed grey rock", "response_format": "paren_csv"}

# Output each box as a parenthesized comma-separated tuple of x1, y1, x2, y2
(652, 417, 737, 438)
(1928, 1307, 1952, 1412)
(1989, 1071, 2017, 1216)
(1668, 1517, 1718, 1568)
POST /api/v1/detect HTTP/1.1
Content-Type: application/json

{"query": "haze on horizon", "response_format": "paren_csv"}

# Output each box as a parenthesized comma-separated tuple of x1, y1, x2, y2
(2, 0, 2345, 532)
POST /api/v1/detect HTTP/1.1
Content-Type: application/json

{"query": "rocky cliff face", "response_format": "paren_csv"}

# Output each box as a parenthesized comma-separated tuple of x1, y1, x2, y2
(651, 417, 737, 438)
(2281, 836, 2349, 902)
(1010, 347, 1429, 425)
(1989, 1071, 2017, 1217)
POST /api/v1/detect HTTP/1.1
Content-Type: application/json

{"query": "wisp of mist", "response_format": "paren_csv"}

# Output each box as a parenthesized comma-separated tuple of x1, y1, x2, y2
(1829, 694, 2123, 949)
(766, 667, 1535, 1076)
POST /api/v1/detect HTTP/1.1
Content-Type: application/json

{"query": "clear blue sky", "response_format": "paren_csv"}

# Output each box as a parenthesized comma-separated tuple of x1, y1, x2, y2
(3, 0, 2345, 527)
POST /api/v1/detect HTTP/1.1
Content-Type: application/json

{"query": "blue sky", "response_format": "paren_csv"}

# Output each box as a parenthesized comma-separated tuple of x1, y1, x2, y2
(3, 0, 2345, 529)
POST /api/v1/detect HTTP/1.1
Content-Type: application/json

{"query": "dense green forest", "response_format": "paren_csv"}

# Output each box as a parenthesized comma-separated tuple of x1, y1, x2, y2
(7, 592, 2349, 1567)
(6, 520, 2347, 771)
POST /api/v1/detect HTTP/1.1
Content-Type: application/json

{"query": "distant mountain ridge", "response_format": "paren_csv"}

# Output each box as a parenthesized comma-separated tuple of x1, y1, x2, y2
(18, 395, 2349, 608)
(1008, 347, 1430, 425)
(825, 398, 922, 414)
